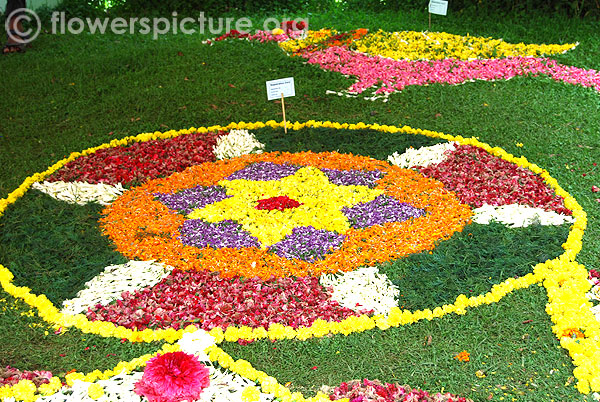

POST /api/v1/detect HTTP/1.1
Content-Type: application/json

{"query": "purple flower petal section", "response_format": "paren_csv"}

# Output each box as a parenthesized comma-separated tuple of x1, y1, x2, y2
(343, 195, 426, 228)
(320, 168, 385, 188)
(226, 162, 300, 181)
(268, 226, 346, 262)
(179, 219, 260, 249)
(155, 185, 231, 214)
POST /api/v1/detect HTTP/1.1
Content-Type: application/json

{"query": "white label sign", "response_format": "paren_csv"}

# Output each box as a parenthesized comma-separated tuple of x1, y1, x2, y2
(266, 77, 295, 101)
(428, 0, 448, 15)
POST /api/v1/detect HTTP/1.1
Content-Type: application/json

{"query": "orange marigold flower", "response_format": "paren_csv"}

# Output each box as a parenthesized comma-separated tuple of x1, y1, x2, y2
(561, 328, 585, 339)
(454, 350, 470, 362)
(352, 28, 369, 39)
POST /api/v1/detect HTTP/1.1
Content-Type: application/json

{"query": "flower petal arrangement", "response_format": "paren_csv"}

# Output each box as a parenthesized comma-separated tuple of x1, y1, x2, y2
(61, 260, 171, 315)
(85, 268, 370, 332)
(2, 20, 600, 402)
(319, 266, 400, 315)
(214, 129, 265, 160)
(100, 151, 471, 279)
(31, 181, 125, 206)
(327, 379, 471, 402)
(212, 27, 600, 100)
(1, 18, 598, 402)
(45, 130, 226, 186)
(279, 29, 576, 60)
(0, 119, 596, 402)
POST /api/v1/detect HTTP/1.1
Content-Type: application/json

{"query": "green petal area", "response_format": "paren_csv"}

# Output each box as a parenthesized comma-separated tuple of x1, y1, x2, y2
(380, 222, 570, 311)
(253, 126, 446, 160)
(0, 291, 163, 374)
(0, 191, 127, 305)
(221, 286, 586, 401)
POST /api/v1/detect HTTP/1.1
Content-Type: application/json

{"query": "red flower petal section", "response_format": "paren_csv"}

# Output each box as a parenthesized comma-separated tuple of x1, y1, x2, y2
(48, 131, 225, 186)
(86, 269, 370, 332)
(255, 195, 302, 211)
(419, 145, 570, 215)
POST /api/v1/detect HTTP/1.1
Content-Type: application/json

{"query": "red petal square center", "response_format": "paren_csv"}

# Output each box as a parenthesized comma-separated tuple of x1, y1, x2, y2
(255, 195, 302, 211)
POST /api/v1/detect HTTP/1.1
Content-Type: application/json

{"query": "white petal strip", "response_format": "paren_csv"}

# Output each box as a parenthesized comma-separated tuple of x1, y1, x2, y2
(320, 266, 399, 315)
(178, 329, 218, 362)
(36, 373, 143, 402)
(472, 204, 575, 228)
(387, 141, 457, 168)
(198, 366, 275, 402)
(36, 368, 275, 402)
(588, 275, 600, 324)
(214, 129, 265, 160)
(32, 181, 125, 206)
(325, 89, 390, 102)
(61, 261, 171, 315)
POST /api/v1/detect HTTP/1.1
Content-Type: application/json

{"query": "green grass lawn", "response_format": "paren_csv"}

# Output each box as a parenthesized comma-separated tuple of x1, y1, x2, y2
(0, 8, 599, 402)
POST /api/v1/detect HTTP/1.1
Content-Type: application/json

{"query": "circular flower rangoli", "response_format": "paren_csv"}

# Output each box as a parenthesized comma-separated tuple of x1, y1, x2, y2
(101, 151, 472, 279)
(0, 121, 593, 402)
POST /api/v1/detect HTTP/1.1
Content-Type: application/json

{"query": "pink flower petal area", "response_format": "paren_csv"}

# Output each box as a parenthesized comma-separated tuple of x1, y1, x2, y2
(329, 378, 471, 402)
(134, 351, 210, 402)
(0, 366, 53, 387)
(301, 46, 600, 95)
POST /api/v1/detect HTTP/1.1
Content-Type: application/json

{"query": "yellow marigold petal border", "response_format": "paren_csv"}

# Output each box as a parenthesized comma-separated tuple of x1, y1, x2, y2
(280, 29, 578, 61)
(0, 120, 597, 394)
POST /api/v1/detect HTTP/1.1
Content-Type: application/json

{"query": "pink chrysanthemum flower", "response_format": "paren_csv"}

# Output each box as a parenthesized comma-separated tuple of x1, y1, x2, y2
(134, 351, 210, 402)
